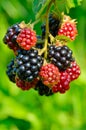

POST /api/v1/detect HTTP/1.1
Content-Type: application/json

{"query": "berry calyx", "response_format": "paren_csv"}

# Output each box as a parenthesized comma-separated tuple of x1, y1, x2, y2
(16, 28, 37, 50)
(58, 15, 77, 41)
(39, 63, 60, 87)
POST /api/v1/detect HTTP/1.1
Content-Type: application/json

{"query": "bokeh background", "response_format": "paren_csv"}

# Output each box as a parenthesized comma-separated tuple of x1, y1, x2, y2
(0, 0, 86, 130)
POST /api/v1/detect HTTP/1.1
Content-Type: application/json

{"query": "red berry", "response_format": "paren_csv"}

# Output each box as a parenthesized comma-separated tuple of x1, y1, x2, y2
(66, 61, 81, 81)
(58, 15, 77, 40)
(15, 77, 38, 90)
(16, 28, 37, 50)
(52, 71, 71, 93)
(39, 64, 60, 87)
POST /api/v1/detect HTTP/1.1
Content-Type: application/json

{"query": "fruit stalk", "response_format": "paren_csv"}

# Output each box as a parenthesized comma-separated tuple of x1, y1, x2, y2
(40, 0, 54, 58)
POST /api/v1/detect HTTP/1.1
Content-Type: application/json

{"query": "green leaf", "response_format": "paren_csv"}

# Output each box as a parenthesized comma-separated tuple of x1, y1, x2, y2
(56, 0, 83, 13)
(65, 0, 83, 13)
(33, 0, 46, 14)
(33, 0, 52, 19)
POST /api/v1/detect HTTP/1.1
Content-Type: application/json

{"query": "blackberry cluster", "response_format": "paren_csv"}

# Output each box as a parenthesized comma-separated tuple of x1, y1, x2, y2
(15, 49, 43, 82)
(35, 81, 53, 96)
(6, 59, 16, 83)
(41, 14, 60, 39)
(4, 13, 81, 96)
(48, 45, 74, 71)
(3, 24, 21, 51)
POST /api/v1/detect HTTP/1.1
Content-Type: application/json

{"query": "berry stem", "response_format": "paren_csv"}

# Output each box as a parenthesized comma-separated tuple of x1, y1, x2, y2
(39, 0, 54, 58)
(53, 0, 61, 19)
(36, 0, 54, 19)
(32, 19, 41, 26)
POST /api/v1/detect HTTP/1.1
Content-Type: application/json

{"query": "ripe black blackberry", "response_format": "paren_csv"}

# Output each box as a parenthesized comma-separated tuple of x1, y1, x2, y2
(35, 81, 53, 96)
(15, 49, 43, 82)
(48, 45, 74, 71)
(6, 59, 16, 83)
(41, 14, 60, 39)
(3, 24, 21, 51)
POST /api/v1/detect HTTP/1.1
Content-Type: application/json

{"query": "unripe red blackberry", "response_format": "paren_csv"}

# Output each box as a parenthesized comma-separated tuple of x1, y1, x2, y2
(58, 15, 77, 40)
(52, 71, 71, 93)
(6, 59, 16, 83)
(35, 80, 53, 96)
(39, 63, 60, 87)
(41, 14, 60, 39)
(15, 77, 38, 90)
(15, 49, 43, 82)
(66, 61, 81, 81)
(48, 45, 74, 71)
(3, 24, 21, 52)
(16, 28, 37, 50)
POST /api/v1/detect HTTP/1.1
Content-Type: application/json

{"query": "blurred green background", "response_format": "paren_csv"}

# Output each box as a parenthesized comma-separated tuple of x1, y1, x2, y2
(0, 0, 86, 130)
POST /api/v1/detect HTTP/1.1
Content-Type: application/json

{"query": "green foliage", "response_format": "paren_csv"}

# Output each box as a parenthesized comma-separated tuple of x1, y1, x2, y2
(65, 0, 83, 13)
(32, 0, 83, 19)
(56, 0, 83, 13)
(33, 0, 46, 14)
(33, 0, 51, 19)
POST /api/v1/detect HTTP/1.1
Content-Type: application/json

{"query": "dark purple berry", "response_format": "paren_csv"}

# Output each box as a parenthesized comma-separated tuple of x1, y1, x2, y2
(48, 45, 74, 71)
(41, 14, 60, 39)
(35, 81, 53, 96)
(15, 49, 43, 82)
(6, 59, 16, 83)
(3, 24, 21, 52)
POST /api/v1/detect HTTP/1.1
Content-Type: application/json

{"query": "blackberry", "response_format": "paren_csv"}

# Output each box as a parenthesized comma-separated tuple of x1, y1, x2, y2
(15, 77, 38, 90)
(66, 61, 81, 81)
(58, 15, 77, 41)
(35, 81, 53, 96)
(6, 59, 16, 83)
(3, 24, 21, 51)
(39, 63, 60, 86)
(48, 45, 74, 71)
(41, 14, 60, 39)
(15, 49, 43, 82)
(16, 28, 37, 50)
(52, 71, 71, 93)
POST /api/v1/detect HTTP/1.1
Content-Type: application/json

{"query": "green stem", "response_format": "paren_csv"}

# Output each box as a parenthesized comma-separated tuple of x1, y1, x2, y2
(36, 0, 52, 19)
(54, 0, 60, 13)
(39, 0, 54, 58)
(32, 19, 41, 26)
